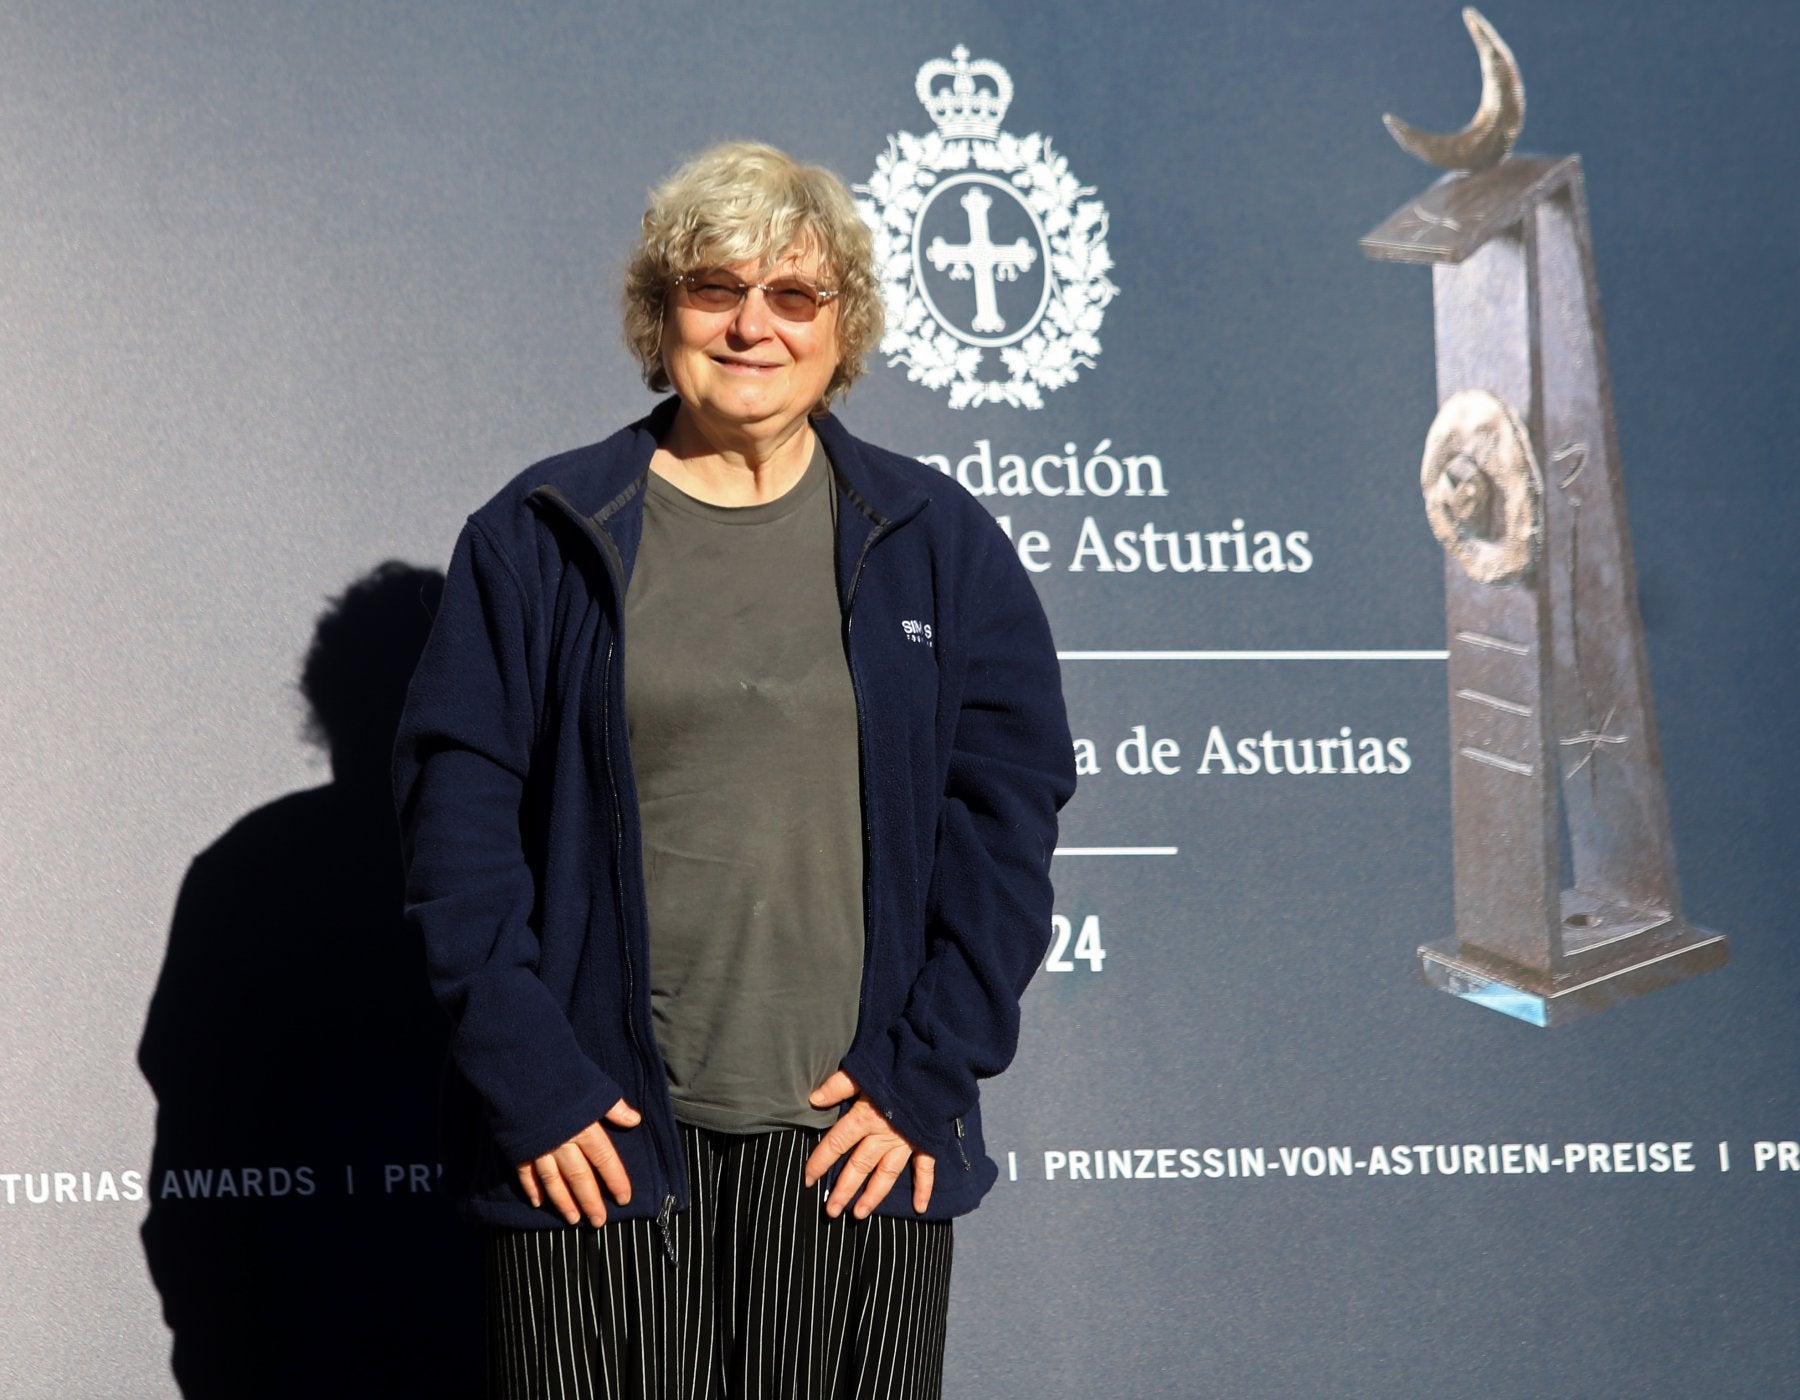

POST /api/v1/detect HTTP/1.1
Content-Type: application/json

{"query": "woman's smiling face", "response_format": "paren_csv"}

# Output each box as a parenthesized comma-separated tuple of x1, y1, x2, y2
(660, 249, 842, 446)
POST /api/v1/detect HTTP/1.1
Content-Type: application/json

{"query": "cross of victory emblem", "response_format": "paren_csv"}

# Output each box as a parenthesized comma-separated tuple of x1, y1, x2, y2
(857, 46, 1118, 409)
(927, 186, 1038, 334)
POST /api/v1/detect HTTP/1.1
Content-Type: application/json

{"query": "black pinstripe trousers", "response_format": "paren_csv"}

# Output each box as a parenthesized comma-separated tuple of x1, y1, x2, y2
(486, 1122, 954, 1400)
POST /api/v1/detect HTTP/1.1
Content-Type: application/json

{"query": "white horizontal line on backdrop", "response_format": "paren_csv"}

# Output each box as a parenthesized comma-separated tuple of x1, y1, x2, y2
(1056, 650, 1450, 661)
(1053, 847, 1180, 857)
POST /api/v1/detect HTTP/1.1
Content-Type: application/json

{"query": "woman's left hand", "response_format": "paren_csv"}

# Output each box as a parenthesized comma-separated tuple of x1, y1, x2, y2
(804, 1070, 935, 1219)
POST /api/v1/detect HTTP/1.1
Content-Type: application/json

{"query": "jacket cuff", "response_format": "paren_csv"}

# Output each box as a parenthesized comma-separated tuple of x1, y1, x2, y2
(490, 1070, 626, 1167)
(840, 1042, 956, 1159)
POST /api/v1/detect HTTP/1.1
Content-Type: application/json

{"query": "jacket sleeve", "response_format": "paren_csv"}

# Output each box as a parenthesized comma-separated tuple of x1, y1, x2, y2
(843, 518, 1076, 1152)
(392, 518, 624, 1166)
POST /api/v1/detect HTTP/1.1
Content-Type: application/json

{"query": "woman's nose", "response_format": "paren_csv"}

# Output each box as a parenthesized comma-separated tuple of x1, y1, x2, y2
(728, 286, 773, 339)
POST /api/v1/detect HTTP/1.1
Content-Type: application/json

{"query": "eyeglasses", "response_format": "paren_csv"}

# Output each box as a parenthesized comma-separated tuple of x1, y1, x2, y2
(672, 270, 840, 323)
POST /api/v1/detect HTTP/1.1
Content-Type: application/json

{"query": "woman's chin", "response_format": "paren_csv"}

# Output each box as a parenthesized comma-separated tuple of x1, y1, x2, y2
(683, 389, 789, 435)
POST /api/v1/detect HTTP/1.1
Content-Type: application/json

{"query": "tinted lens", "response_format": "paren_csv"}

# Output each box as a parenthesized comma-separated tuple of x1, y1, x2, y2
(676, 272, 827, 322)
(683, 273, 744, 311)
(763, 280, 823, 321)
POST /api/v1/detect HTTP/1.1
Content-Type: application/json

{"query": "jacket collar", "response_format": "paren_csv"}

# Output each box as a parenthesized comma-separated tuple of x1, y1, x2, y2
(571, 400, 926, 522)
(811, 411, 929, 534)
(527, 399, 930, 596)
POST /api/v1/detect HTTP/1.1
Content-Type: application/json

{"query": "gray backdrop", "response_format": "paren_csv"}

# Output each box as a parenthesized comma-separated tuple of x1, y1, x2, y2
(4, 1, 1796, 1395)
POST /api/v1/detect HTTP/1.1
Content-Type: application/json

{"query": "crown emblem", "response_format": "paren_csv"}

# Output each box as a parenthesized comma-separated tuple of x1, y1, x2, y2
(915, 46, 1013, 141)
(863, 45, 1116, 407)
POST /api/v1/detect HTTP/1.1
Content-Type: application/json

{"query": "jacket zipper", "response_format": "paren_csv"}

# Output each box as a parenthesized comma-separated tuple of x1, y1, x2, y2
(840, 510, 888, 1056)
(535, 485, 684, 1261)
(599, 626, 681, 1265)
(655, 1194, 678, 1265)
(839, 489, 955, 1169)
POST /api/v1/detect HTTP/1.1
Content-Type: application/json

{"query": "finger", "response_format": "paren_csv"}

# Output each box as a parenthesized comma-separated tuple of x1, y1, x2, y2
(853, 1144, 911, 1219)
(553, 1145, 607, 1226)
(516, 1163, 542, 1209)
(912, 1153, 935, 1215)
(578, 1126, 632, 1207)
(603, 1098, 642, 1129)
(804, 1114, 861, 1187)
(803, 1133, 842, 1189)
(805, 1099, 880, 1185)
(825, 1157, 868, 1218)
(827, 1138, 889, 1219)
(535, 1158, 582, 1225)
(808, 1070, 858, 1109)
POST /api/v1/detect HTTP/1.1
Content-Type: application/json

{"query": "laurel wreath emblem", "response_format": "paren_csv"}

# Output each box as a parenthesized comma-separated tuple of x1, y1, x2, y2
(857, 130, 1118, 410)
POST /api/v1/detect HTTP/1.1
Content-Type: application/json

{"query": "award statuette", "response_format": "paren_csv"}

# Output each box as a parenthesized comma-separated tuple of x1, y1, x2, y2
(1362, 9, 1726, 1026)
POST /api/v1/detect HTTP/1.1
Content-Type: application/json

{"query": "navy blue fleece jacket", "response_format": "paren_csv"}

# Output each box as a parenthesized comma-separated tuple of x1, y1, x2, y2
(393, 401, 1075, 1228)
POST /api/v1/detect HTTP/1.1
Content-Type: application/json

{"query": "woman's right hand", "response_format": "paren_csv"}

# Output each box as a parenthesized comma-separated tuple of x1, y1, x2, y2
(516, 1098, 641, 1225)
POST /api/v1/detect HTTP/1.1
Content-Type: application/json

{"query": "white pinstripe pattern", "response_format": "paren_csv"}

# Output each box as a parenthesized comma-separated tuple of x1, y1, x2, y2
(486, 1123, 952, 1399)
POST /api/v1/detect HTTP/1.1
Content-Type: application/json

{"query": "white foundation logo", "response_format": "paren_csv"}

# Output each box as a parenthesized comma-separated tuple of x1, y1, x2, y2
(857, 46, 1117, 409)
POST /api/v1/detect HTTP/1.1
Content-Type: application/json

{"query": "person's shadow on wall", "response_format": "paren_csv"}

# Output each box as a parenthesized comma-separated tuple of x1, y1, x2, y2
(139, 562, 482, 1399)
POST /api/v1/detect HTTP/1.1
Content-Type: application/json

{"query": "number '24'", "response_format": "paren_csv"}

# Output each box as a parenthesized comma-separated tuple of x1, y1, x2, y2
(1045, 914, 1105, 972)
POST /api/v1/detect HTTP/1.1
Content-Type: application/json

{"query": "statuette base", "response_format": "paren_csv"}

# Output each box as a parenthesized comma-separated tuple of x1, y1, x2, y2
(1418, 919, 1727, 1027)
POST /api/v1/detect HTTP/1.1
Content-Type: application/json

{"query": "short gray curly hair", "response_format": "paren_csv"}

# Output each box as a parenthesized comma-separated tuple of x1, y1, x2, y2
(622, 141, 884, 414)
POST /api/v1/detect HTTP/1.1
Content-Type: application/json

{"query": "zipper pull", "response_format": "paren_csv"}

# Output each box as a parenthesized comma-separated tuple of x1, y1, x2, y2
(655, 1194, 679, 1266)
(953, 1118, 972, 1172)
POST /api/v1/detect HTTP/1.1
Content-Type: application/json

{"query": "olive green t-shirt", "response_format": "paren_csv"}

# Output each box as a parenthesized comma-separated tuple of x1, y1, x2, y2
(624, 441, 865, 1133)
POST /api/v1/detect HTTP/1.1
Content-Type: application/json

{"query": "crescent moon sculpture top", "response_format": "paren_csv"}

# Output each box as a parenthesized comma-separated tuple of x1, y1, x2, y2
(1383, 7, 1525, 171)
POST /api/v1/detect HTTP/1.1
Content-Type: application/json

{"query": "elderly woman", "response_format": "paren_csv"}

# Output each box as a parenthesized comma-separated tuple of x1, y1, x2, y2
(395, 141, 1074, 1399)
